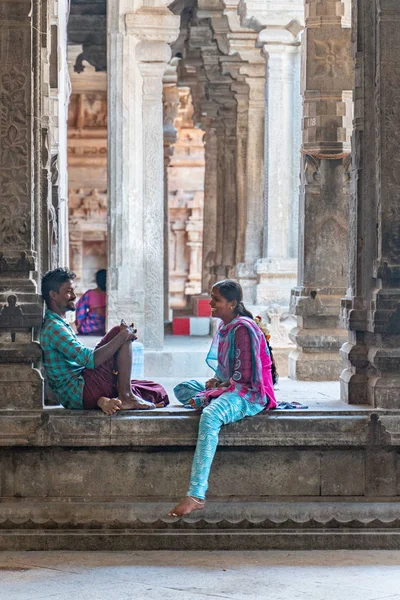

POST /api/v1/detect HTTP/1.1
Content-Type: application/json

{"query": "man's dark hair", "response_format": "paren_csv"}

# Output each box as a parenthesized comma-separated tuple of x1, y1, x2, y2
(41, 268, 76, 307)
(95, 269, 107, 292)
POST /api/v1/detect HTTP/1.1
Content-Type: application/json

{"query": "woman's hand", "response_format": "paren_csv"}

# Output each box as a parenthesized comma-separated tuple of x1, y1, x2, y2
(205, 377, 219, 390)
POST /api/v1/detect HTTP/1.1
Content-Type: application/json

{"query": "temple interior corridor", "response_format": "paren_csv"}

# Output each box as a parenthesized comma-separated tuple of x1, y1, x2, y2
(1, 0, 400, 552)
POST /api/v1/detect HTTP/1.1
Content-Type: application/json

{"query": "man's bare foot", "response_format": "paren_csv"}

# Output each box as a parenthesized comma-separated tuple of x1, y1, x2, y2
(168, 496, 205, 517)
(97, 397, 122, 415)
(119, 394, 156, 410)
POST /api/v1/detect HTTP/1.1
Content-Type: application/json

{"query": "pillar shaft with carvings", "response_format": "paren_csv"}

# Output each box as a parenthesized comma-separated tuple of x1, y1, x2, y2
(288, 0, 352, 380)
(236, 70, 266, 303)
(163, 83, 179, 321)
(0, 0, 46, 408)
(201, 124, 218, 292)
(107, 5, 179, 349)
(256, 34, 301, 307)
(341, 0, 400, 407)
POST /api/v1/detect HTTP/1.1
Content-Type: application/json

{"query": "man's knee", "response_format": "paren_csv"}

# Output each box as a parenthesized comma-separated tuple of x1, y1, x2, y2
(108, 325, 120, 337)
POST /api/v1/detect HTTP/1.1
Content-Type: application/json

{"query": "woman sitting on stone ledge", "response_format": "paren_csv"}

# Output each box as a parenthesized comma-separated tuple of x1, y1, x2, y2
(40, 268, 169, 415)
(169, 279, 277, 518)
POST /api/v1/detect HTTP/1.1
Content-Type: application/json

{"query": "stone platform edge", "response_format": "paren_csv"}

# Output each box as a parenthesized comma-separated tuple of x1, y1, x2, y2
(0, 408, 400, 447)
(1, 500, 400, 551)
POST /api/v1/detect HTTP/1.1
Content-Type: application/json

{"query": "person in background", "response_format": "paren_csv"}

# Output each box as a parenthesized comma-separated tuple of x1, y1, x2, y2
(75, 269, 107, 335)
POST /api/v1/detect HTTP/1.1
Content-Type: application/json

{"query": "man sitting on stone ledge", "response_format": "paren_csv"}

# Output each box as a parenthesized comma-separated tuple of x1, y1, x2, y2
(40, 268, 169, 415)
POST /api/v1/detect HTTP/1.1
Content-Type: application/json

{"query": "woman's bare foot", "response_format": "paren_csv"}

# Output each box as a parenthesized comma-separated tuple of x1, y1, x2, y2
(97, 397, 122, 415)
(168, 496, 205, 517)
(119, 393, 156, 410)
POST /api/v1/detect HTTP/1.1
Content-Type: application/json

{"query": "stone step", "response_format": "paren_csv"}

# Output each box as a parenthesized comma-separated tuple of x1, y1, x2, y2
(1, 500, 399, 550)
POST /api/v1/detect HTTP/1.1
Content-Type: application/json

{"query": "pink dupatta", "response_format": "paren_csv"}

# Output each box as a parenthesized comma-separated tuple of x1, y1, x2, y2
(201, 316, 277, 409)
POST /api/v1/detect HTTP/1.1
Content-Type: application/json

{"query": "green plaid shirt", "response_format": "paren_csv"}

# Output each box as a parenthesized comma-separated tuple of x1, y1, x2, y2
(40, 309, 95, 409)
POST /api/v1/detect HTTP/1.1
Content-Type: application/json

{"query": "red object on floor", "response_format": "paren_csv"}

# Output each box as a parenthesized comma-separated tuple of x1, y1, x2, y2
(194, 298, 211, 317)
(173, 317, 190, 335)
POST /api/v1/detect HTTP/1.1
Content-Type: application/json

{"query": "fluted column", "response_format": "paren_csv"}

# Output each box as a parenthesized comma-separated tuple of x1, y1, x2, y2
(107, 3, 179, 348)
(163, 84, 179, 321)
(138, 53, 170, 349)
(341, 0, 400, 407)
(256, 34, 301, 307)
(236, 71, 266, 303)
(201, 124, 218, 292)
(288, 0, 353, 380)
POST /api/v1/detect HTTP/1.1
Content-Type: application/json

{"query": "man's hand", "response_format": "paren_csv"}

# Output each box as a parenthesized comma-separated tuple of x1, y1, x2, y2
(120, 321, 137, 342)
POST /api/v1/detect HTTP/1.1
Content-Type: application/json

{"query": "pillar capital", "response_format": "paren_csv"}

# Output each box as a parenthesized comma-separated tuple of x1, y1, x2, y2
(305, 0, 349, 28)
(136, 41, 172, 66)
(125, 7, 180, 44)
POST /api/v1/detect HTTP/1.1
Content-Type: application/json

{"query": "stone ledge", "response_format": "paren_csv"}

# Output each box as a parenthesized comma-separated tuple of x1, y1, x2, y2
(0, 500, 400, 550)
(0, 408, 398, 447)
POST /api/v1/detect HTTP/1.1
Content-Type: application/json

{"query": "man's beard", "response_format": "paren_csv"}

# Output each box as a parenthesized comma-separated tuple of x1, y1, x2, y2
(66, 301, 76, 312)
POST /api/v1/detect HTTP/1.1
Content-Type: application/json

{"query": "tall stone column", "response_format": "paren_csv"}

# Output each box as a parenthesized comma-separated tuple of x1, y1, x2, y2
(256, 32, 301, 307)
(138, 52, 171, 348)
(0, 0, 45, 409)
(341, 0, 400, 407)
(163, 83, 179, 321)
(201, 124, 218, 292)
(236, 70, 266, 303)
(214, 109, 238, 282)
(288, 0, 353, 380)
(107, 4, 179, 348)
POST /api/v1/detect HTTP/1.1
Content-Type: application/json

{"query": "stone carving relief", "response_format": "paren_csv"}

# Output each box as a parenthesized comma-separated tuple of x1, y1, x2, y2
(69, 188, 107, 221)
(69, 189, 107, 293)
(0, 252, 34, 274)
(303, 153, 321, 184)
(294, 290, 327, 317)
(387, 205, 400, 263)
(0, 67, 29, 248)
(48, 204, 59, 270)
(313, 39, 351, 78)
(68, 93, 107, 130)
(0, 295, 24, 342)
(263, 304, 295, 347)
(167, 87, 205, 310)
(387, 303, 400, 335)
(74, 46, 106, 74)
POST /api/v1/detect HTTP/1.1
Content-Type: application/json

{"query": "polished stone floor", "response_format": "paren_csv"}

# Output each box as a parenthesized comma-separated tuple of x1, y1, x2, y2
(1, 551, 400, 600)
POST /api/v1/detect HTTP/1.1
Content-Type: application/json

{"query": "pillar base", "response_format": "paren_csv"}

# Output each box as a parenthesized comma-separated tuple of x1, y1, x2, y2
(288, 349, 344, 381)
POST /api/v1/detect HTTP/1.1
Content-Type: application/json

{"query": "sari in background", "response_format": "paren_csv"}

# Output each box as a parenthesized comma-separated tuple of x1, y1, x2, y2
(75, 289, 106, 335)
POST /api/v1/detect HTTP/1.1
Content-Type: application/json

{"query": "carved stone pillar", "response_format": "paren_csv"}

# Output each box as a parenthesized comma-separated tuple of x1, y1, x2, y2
(0, 0, 45, 409)
(341, 0, 400, 407)
(219, 107, 238, 279)
(163, 83, 179, 321)
(185, 192, 204, 295)
(236, 70, 266, 303)
(107, 5, 179, 348)
(201, 124, 218, 293)
(288, 0, 352, 380)
(256, 32, 301, 307)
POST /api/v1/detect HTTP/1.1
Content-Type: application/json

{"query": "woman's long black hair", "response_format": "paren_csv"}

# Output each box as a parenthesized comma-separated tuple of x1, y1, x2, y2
(212, 279, 278, 385)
